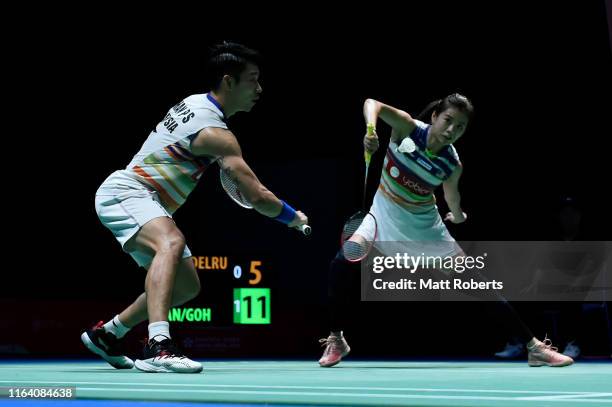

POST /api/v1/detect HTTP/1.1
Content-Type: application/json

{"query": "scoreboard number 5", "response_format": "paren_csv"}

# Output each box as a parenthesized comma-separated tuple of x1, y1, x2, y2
(249, 261, 262, 285)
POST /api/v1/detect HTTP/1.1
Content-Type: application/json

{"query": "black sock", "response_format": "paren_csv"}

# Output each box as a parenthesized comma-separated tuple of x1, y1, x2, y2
(328, 250, 358, 333)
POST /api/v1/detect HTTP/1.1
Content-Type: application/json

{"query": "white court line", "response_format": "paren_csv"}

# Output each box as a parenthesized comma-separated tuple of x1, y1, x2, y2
(0, 380, 607, 396)
(518, 393, 612, 401)
(73, 387, 612, 403)
(2, 365, 610, 377)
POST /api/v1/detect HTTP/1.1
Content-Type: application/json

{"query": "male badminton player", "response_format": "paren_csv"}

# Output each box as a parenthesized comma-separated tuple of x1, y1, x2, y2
(318, 94, 573, 368)
(82, 41, 308, 373)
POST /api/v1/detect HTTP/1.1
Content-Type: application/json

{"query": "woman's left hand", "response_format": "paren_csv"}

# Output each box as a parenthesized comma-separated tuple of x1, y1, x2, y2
(444, 211, 467, 224)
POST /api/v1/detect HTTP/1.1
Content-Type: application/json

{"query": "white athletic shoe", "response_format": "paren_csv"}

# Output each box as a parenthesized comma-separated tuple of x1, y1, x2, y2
(135, 336, 202, 373)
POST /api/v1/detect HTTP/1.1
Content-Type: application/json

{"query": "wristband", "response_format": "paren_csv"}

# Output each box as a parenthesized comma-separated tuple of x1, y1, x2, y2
(273, 200, 297, 224)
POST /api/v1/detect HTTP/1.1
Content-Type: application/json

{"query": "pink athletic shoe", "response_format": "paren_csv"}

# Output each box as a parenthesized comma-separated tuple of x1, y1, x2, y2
(318, 334, 351, 367)
(528, 336, 574, 367)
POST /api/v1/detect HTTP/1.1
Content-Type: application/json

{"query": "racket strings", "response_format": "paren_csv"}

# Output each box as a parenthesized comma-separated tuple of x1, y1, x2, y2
(341, 215, 366, 240)
(343, 239, 368, 261)
(341, 212, 374, 261)
(220, 168, 251, 208)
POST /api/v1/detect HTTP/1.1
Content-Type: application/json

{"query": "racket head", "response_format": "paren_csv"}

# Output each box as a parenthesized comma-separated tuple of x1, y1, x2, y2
(219, 167, 253, 209)
(341, 210, 378, 262)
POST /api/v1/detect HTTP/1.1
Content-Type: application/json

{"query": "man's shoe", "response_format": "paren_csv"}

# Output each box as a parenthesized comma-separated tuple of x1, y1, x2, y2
(80, 321, 134, 369)
(135, 336, 202, 373)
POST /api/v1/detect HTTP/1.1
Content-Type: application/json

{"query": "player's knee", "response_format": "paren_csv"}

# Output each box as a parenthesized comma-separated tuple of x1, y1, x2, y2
(158, 233, 186, 258)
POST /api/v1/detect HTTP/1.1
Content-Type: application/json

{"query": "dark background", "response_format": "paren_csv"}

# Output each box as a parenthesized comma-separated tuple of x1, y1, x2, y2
(3, 2, 611, 359)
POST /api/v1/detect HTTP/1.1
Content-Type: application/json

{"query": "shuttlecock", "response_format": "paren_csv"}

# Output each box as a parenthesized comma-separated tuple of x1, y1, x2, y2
(397, 137, 416, 153)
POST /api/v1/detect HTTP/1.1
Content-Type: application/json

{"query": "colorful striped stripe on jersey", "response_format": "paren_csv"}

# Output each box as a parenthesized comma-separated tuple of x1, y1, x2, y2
(379, 120, 460, 212)
(131, 138, 213, 213)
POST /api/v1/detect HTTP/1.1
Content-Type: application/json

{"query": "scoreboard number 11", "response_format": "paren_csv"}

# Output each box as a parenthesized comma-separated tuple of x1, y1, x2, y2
(233, 288, 271, 324)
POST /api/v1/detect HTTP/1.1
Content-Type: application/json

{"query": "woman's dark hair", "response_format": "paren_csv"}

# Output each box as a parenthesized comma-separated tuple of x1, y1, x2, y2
(207, 41, 262, 90)
(416, 93, 474, 123)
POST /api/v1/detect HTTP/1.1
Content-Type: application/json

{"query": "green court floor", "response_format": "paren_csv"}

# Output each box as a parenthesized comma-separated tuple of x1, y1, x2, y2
(1, 360, 611, 406)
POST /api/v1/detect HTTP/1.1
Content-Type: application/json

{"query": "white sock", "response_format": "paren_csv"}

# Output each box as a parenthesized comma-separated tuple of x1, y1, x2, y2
(148, 321, 171, 342)
(103, 315, 130, 339)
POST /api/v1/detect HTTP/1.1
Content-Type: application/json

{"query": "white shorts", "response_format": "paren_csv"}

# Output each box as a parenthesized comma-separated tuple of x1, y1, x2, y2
(95, 188, 192, 268)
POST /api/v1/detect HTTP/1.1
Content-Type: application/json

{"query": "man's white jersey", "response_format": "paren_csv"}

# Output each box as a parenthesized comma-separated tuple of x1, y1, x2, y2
(98, 94, 227, 213)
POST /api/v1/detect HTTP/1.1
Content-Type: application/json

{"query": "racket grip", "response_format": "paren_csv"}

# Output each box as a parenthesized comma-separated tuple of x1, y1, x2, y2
(364, 123, 376, 165)
(298, 224, 312, 236)
(366, 123, 376, 136)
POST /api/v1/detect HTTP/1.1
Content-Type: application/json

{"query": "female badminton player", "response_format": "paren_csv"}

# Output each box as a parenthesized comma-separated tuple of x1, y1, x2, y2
(318, 94, 573, 369)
